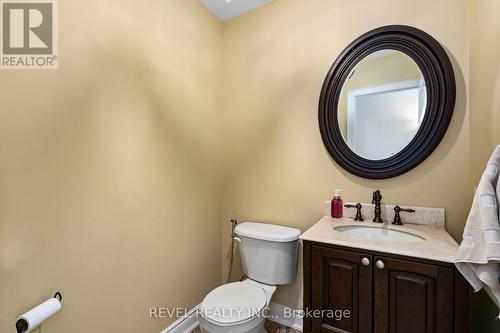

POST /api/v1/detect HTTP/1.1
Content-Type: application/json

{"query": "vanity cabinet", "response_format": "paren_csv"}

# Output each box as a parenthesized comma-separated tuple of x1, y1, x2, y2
(303, 241, 469, 333)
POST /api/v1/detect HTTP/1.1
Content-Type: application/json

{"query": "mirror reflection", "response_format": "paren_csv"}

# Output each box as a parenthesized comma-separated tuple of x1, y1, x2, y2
(338, 50, 426, 160)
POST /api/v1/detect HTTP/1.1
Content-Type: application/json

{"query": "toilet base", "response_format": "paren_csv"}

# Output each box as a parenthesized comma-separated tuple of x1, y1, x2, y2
(198, 322, 268, 333)
(199, 279, 277, 333)
(199, 315, 266, 333)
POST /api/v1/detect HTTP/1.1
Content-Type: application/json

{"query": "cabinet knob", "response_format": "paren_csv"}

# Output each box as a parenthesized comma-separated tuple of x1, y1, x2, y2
(376, 260, 385, 269)
(361, 257, 370, 266)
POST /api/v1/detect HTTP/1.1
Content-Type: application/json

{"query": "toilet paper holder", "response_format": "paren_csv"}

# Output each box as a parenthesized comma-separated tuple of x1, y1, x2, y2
(53, 292, 62, 302)
(15, 292, 63, 333)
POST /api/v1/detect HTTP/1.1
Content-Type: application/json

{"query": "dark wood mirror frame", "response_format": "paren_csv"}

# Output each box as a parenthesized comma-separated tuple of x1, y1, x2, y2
(318, 25, 456, 179)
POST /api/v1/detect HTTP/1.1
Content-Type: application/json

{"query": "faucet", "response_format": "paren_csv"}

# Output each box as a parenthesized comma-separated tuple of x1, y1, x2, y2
(344, 203, 364, 221)
(372, 190, 383, 223)
(392, 205, 415, 225)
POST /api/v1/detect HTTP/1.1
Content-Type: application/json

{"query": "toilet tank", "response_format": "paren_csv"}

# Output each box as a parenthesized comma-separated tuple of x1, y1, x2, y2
(234, 222, 301, 285)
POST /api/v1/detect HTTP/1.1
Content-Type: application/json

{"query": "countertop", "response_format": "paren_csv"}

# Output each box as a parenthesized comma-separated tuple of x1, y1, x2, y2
(300, 216, 459, 263)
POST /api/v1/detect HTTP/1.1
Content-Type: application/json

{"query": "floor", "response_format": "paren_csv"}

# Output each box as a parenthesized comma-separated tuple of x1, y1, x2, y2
(191, 320, 301, 332)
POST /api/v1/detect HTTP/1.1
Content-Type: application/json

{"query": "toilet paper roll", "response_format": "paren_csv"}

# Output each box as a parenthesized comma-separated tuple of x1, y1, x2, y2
(16, 298, 61, 333)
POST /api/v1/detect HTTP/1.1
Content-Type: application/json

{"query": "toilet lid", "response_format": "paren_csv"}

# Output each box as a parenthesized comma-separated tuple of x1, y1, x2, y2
(200, 282, 267, 325)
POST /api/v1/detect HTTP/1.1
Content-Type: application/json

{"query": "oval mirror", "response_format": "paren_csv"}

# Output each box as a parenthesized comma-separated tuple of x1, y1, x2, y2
(338, 50, 426, 160)
(319, 25, 456, 179)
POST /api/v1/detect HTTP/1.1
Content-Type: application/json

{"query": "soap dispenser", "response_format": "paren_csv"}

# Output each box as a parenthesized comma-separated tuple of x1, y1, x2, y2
(331, 189, 343, 218)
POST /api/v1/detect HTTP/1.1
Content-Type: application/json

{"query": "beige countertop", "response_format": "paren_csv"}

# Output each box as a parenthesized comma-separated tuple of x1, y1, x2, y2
(300, 216, 459, 263)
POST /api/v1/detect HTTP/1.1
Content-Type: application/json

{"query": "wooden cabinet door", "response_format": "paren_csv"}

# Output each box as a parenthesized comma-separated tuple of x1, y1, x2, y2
(373, 256, 454, 333)
(311, 246, 372, 333)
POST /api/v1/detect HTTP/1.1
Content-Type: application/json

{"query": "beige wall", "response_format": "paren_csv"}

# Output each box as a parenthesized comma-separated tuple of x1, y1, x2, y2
(222, 0, 469, 309)
(0, 1, 222, 332)
(470, 0, 500, 187)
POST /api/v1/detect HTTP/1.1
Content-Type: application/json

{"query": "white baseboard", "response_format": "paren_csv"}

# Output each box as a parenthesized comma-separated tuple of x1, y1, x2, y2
(160, 304, 200, 333)
(160, 302, 302, 333)
(268, 302, 303, 331)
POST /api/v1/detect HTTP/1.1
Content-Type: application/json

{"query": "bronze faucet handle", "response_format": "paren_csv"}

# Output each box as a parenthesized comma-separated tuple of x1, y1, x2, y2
(344, 203, 364, 221)
(372, 190, 383, 222)
(372, 190, 382, 204)
(392, 205, 416, 225)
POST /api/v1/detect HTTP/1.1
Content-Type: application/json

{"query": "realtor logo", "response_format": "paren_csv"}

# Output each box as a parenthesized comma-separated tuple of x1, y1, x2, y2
(1, 0, 57, 69)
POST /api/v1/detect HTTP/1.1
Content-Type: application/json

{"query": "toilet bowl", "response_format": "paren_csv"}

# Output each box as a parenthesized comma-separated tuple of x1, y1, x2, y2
(199, 222, 301, 333)
(199, 279, 276, 333)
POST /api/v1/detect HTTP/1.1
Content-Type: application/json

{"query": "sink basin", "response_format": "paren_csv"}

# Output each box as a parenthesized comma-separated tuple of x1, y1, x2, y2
(334, 225, 425, 243)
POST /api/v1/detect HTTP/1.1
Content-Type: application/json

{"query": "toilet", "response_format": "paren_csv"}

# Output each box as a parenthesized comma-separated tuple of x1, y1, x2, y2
(199, 222, 301, 333)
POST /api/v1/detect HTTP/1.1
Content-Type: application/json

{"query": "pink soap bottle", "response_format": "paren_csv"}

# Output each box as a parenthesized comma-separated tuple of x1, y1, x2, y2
(331, 189, 343, 218)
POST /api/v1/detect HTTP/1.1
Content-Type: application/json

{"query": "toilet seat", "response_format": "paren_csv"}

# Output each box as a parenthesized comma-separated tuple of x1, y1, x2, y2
(200, 281, 267, 326)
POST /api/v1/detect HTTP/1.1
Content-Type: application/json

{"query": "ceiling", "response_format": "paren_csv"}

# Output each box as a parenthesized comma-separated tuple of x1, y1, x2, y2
(200, 0, 275, 21)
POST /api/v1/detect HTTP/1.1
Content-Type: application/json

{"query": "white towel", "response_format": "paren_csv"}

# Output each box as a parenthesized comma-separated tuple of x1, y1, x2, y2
(456, 145, 500, 318)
